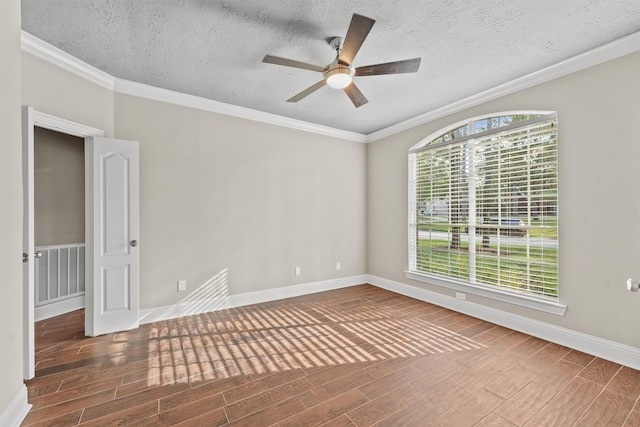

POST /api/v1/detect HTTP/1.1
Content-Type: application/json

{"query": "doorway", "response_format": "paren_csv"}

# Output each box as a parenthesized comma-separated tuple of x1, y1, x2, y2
(22, 107, 104, 380)
(33, 127, 86, 320)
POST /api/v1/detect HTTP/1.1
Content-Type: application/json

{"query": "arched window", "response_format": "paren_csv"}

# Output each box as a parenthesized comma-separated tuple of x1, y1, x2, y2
(408, 111, 559, 304)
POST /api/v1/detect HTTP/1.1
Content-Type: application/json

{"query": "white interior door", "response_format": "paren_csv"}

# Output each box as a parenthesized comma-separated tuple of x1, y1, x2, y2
(85, 137, 140, 336)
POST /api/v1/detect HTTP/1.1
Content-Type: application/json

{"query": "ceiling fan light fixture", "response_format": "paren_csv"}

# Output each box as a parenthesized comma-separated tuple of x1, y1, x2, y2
(324, 66, 354, 89)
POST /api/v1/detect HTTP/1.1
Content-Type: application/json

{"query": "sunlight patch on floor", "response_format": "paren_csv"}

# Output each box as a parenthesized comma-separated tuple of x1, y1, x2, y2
(136, 294, 486, 387)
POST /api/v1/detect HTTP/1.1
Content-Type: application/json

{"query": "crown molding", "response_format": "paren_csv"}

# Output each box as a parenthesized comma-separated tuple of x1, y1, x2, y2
(368, 31, 640, 142)
(114, 79, 368, 143)
(20, 31, 366, 143)
(21, 30, 115, 91)
(21, 30, 639, 144)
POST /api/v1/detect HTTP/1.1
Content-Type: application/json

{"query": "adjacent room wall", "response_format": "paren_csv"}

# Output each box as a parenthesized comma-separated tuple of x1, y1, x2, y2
(0, 0, 28, 423)
(114, 94, 367, 309)
(34, 128, 85, 247)
(367, 52, 640, 349)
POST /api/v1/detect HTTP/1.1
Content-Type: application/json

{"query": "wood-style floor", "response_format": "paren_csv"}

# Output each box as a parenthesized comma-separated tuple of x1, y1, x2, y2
(23, 284, 640, 426)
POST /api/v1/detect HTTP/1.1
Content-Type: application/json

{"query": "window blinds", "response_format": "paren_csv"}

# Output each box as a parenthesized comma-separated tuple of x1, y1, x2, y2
(409, 114, 558, 299)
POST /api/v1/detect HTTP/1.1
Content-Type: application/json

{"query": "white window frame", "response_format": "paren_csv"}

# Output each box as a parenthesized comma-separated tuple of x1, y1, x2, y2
(406, 111, 566, 316)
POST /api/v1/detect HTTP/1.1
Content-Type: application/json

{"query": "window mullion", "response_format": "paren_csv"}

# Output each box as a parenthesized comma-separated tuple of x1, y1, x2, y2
(496, 136, 502, 288)
(408, 153, 417, 271)
(468, 120, 476, 284)
(525, 126, 532, 291)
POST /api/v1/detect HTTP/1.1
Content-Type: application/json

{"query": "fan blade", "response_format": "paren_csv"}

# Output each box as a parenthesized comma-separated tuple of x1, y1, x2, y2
(338, 14, 375, 66)
(263, 55, 326, 73)
(343, 82, 368, 108)
(355, 58, 421, 76)
(287, 80, 327, 103)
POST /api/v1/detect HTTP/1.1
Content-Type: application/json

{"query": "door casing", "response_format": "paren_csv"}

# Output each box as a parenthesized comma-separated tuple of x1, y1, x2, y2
(22, 107, 104, 379)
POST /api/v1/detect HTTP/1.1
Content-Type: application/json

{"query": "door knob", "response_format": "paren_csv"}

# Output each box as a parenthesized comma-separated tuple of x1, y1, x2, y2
(130, 240, 138, 247)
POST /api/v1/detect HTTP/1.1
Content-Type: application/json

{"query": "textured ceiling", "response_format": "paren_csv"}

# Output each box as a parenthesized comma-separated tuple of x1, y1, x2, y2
(21, 0, 640, 134)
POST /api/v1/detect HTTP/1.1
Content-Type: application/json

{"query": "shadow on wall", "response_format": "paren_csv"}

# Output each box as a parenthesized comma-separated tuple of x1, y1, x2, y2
(139, 268, 231, 324)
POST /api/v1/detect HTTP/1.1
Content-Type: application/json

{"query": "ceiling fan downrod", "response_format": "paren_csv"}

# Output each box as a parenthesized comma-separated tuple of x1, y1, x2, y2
(329, 36, 344, 57)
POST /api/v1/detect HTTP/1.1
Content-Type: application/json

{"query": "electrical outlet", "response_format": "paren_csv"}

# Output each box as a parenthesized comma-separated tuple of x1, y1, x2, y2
(177, 280, 187, 291)
(336, 262, 341, 271)
(455, 292, 466, 301)
(295, 267, 301, 276)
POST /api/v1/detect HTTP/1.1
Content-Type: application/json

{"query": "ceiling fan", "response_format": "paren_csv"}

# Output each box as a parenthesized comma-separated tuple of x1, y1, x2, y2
(262, 13, 421, 108)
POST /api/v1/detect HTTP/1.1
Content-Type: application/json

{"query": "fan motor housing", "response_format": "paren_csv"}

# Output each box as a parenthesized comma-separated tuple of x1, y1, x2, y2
(329, 36, 344, 52)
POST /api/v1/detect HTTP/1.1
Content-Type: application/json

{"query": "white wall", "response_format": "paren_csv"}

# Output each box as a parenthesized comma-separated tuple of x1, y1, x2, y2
(367, 52, 640, 349)
(114, 94, 367, 309)
(21, 52, 114, 136)
(0, 0, 29, 423)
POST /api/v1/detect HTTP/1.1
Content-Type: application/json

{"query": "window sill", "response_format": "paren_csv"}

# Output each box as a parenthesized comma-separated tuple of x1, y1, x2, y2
(404, 270, 567, 316)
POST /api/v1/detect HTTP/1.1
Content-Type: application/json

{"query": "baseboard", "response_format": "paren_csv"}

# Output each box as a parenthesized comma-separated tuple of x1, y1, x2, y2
(366, 275, 640, 371)
(139, 275, 368, 324)
(34, 294, 84, 322)
(0, 385, 31, 427)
